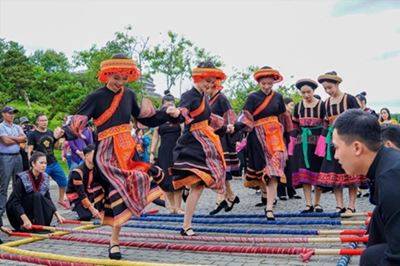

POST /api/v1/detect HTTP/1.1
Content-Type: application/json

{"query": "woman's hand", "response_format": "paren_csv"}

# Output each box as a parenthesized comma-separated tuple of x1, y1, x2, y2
(0, 226, 12, 234)
(89, 206, 101, 219)
(166, 106, 180, 118)
(21, 215, 32, 230)
(55, 212, 65, 224)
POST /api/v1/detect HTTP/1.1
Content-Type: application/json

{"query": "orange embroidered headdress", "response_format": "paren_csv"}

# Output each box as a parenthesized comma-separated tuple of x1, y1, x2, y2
(192, 67, 227, 83)
(253, 67, 283, 83)
(98, 56, 141, 84)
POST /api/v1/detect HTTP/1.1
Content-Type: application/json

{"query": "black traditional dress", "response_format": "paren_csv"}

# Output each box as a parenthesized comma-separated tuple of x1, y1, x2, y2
(69, 86, 170, 226)
(6, 170, 56, 231)
(237, 90, 287, 188)
(171, 87, 226, 192)
(209, 91, 240, 179)
(317, 93, 366, 187)
(66, 163, 105, 221)
(156, 122, 181, 173)
(155, 121, 181, 192)
(291, 100, 325, 187)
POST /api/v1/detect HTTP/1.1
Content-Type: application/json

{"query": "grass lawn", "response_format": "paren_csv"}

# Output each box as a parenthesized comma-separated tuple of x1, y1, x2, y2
(54, 149, 69, 175)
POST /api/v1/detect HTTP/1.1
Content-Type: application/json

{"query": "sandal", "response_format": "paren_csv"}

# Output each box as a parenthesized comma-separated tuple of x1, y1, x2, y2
(335, 206, 346, 213)
(108, 244, 121, 260)
(345, 207, 356, 213)
(225, 196, 240, 212)
(357, 191, 362, 198)
(301, 205, 314, 213)
(314, 204, 324, 213)
(264, 209, 275, 221)
(209, 200, 227, 215)
(180, 227, 196, 236)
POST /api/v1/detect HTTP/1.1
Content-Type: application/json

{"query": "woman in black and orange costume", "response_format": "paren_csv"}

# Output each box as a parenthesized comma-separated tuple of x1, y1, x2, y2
(235, 66, 287, 220)
(205, 79, 240, 215)
(64, 54, 177, 260)
(165, 62, 228, 236)
(315, 71, 366, 214)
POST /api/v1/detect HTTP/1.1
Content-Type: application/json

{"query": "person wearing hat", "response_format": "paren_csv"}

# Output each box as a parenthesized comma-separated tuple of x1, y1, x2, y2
(234, 66, 287, 221)
(149, 90, 184, 214)
(205, 77, 240, 215)
(160, 61, 228, 236)
(288, 79, 325, 213)
(66, 144, 104, 221)
(0, 106, 26, 220)
(314, 71, 366, 214)
(63, 54, 178, 260)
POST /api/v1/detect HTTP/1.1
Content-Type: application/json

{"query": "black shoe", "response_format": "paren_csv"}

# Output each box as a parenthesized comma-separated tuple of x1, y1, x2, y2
(108, 244, 122, 260)
(301, 205, 314, 213)
(182, 188, 189, 202)
(363, 192, 370, 198)
(255, 196, 267, 207)
(335, 207, 346, 213)
(225, 196, 240, 212)
(291, 195, 302, 199)
(180, 227, 196, 236)
(314, 204, 324, 213)
(273, 199, 277, 206)
(264, 209, 275, 221)
(357, 191, 362, 198)
(209, 200, 228, 215)
(279, 196, 288, 201)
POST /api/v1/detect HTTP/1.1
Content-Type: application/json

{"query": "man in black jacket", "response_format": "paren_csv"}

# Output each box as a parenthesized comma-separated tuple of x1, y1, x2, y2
(332, 109, 400, 266)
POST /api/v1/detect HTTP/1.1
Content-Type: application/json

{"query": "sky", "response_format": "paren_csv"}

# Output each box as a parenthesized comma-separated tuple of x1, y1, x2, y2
(1, 0, 400, 112)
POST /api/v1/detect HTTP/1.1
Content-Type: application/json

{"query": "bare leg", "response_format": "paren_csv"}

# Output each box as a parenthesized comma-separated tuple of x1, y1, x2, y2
(165, 192, 176, 213)
(265, 177, 278, 212)
(314, 186, 322, 206)
(110, 225, 121, 252)
(334, 187, 344, 209)
(348, 186, 358, 211)
(303, 184, 312, 206)
(58, 187, 66, 202)
(183, 184, 204, 230)
(173, 191, 183, 212)
(225, 181, 235, 201)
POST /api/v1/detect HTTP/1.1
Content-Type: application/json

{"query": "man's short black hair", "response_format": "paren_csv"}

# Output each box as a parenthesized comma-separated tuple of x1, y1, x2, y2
(381, 125, 400, 149)
(333, 109, 382, 152)
(83, 144, 95, 155)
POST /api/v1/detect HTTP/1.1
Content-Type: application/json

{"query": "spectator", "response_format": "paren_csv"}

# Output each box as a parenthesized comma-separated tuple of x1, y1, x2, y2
(27, 113, 69, 209)
(6, 152, 65, 231)
(0, 106, 26, 219)
(379, 107, 398, 126)
(19, 116, 34, 171)
(381, 125, 400, 150)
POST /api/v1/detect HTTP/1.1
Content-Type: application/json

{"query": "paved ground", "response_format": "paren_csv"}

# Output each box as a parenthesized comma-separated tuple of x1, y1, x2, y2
(0, 177, 372, 266)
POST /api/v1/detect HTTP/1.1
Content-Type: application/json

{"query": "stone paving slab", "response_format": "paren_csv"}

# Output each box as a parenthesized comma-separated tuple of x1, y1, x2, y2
(0, 178, 370, 265)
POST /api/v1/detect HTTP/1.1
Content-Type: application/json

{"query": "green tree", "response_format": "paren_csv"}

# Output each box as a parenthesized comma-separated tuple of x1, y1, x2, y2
(225, 66, 259, 113)
(30, 50, 70, 72)
(276, 84, 302, 103)
(0, 39, 35, 107)
(144, 31, 193, 93)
